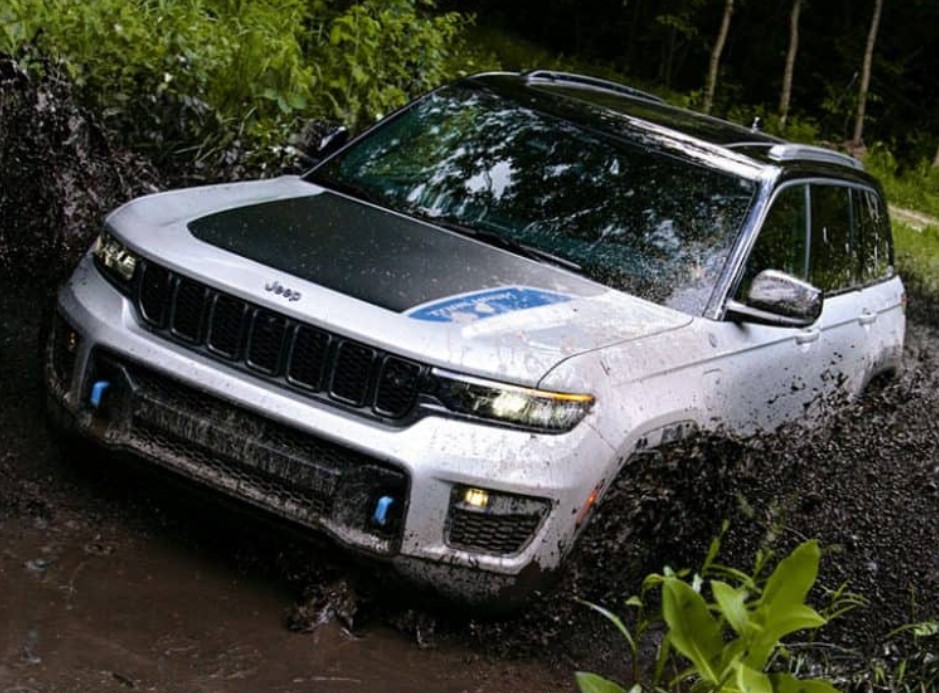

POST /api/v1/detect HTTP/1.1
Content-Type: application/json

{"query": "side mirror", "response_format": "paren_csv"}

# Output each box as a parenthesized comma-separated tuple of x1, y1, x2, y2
(726, 269, 823, 328)
(316, 126, 349, 157)
(295, 123, 349, 167)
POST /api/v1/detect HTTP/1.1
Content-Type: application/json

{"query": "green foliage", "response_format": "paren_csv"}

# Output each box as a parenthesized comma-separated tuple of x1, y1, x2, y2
(307, 0, 467, 129)
(894, 222, 939, 297)
(0, 0, 472, 170)
(866, 143, 939, 221)
(724, 105, 822, 145)
(576, 535, 840, 693)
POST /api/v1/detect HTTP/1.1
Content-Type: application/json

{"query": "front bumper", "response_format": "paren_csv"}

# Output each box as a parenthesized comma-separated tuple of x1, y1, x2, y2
(46, 254, 615, 600)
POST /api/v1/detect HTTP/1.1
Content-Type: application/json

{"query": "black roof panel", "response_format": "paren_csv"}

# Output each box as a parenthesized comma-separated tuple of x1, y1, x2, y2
(469, 72, 783, 150)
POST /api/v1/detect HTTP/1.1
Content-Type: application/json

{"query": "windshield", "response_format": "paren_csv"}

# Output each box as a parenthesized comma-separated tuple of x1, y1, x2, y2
(307, 84, 758, 314)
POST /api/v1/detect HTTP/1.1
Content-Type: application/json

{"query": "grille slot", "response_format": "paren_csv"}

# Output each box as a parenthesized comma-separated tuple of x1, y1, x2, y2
(171, 278, 208, 342)
(138, 263, 172, 327)
(330, 342, 376, 406)
(246, 309, 287, 375)
(287, 325, 331, 390)
(207, 294, 247, 359)
(375, 358, 422, 418)
(131, 260, 423, 420)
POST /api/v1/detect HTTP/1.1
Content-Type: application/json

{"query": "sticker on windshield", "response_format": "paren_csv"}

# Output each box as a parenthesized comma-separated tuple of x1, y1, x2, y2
(406, 286, 573, 323)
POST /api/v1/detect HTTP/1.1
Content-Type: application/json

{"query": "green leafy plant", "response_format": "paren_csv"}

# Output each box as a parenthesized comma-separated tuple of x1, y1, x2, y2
(0, 0, 473, 171)
(306, 0, 468, 129)
(576, 537, 840, 693)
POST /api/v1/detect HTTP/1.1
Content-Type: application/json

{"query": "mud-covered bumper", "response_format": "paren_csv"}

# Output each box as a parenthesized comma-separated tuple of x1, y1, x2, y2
(44, 255, 616, 602)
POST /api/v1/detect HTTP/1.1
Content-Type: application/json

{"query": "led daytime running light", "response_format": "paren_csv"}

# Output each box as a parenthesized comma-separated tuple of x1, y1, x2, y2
(94, 231, 139, 284)
(431, 369, 594, 432)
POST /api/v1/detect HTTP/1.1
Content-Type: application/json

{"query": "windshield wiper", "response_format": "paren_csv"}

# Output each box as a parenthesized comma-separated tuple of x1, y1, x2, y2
(420, 215, 583, 273)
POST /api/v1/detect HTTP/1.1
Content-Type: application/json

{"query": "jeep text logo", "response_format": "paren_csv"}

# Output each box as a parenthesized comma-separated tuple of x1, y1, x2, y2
(264, 280, 301, 302)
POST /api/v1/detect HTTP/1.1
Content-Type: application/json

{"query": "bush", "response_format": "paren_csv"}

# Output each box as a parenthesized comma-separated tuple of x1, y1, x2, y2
(0, 0, 472, 173)
(305, 0, 467, 129)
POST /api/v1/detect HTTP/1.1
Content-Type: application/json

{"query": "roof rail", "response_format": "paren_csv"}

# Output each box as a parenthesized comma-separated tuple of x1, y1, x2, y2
(766, 144, 864, 170)
(523, 70, 665, 104)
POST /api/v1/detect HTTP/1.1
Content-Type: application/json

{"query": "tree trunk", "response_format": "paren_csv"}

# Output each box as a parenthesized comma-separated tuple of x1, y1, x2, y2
(933, 141, 939, 168)
(779, 0, 802, 128)
(703, 0, 734, 115)
(852, 0, 883, 148)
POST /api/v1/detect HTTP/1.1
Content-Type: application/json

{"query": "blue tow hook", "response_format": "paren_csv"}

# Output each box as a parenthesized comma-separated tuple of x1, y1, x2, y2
(90, 380, 111, 409)
(372, 496, 395, 527)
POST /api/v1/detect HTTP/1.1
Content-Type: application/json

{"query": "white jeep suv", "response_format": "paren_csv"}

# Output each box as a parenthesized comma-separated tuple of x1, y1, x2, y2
(45, 71, 905, 602)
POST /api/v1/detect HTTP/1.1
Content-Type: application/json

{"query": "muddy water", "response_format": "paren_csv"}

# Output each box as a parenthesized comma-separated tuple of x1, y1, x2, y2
(0, 515, 563, 692)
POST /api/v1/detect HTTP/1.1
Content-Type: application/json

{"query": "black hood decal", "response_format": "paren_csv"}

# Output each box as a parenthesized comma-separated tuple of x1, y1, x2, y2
(188, 191, 594, 312)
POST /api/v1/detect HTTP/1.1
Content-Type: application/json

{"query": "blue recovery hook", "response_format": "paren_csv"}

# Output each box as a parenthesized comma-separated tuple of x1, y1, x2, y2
(372, 496, 395, 526)
(90, 380, 111, 409)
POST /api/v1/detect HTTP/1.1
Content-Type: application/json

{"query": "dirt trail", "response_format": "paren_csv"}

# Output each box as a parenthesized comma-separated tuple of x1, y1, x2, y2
(890, 204, 939, 230)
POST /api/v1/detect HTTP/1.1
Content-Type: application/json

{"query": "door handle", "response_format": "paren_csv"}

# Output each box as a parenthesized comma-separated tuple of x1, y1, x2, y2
(795, 328, 820, 345)
(859, 310, 877, 326)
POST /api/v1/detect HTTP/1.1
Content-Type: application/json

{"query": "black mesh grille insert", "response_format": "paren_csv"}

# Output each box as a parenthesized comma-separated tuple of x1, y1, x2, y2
(131, 260, 424, 420)
(247, 310, 286, 375)
(375, 358, 422, 418)
(171, 279, 208, 342)
(330, 342, 375, 406)
(90, 352, 410, 552)
(207, 294, 247, 359)
(139, 263, 171, 327)
(134, 422, 333, 520)
(447, 508, 544, 556)
(287, 325, 330, 390)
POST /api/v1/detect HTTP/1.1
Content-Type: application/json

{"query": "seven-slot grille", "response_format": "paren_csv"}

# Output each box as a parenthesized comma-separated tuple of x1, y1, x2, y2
(133, 260, 423, 419)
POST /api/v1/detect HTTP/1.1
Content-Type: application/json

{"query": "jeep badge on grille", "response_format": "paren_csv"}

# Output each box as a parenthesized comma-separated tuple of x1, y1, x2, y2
(265, 280, 301, 302)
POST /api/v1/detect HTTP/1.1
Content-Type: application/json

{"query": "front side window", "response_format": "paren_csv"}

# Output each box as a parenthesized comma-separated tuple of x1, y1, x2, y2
(740, 184, 808, 297)
(307, 85, 758, 314)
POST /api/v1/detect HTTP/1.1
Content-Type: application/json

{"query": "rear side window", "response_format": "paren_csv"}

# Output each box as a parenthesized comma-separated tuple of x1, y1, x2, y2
(853, 188, 893, 282)
(808, 184, 856, 293)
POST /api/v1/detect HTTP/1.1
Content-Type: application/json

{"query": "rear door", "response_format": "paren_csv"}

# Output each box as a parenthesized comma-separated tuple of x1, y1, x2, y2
(803, 180, 904, 407)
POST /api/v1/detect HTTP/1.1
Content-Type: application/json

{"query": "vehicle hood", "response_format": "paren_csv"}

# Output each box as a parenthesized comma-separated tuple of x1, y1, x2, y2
(108, 176, 692, 386)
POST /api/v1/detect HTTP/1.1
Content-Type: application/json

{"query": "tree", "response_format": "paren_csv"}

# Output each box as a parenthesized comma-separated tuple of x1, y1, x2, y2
(702, 0, 734, 115)
(778, 0, 802, 128)
(933, 141, 939, 168)
(851, 0, 884, 148)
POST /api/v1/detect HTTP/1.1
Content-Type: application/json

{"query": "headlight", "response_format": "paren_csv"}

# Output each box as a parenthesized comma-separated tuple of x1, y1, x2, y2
(93, 230, 139, 288)
(430, 369, 594, 433)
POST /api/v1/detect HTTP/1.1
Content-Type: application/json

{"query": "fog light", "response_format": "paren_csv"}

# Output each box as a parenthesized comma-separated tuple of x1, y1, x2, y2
(463, 487, 489, 509)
